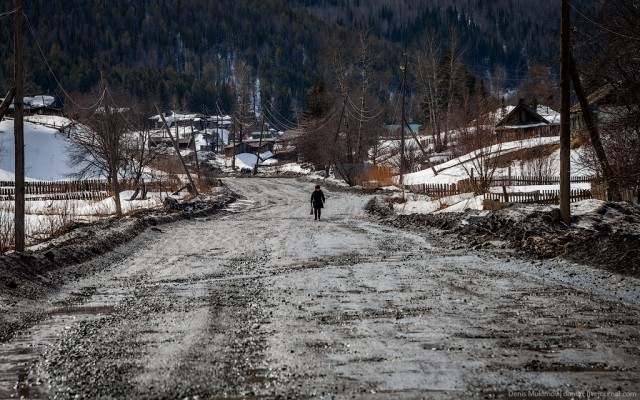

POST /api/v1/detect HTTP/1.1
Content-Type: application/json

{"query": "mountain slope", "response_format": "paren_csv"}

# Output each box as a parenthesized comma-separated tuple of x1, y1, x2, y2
(0, 0, 594, 121)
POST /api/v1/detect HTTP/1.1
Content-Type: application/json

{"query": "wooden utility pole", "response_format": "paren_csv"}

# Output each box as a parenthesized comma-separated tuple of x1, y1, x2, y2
(399, 54, 407, 188)
(14, 0, 25, 252)
(559, 0, 571, 224)
(155, 105, 198, 195)
(190, 121, 201, 180)
(569, 54, 621, 201)
(253, 113, 266, 175)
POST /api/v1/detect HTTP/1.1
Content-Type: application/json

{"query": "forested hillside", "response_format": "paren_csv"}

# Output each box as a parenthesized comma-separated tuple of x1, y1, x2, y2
(0, 0, 594, 122)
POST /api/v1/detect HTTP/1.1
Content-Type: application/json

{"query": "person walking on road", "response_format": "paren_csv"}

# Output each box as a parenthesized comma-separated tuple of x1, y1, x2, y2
(310, 185, 325, 220)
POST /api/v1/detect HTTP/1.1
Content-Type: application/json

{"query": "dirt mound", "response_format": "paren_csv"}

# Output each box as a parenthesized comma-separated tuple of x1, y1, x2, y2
(368, 197, 640, 278)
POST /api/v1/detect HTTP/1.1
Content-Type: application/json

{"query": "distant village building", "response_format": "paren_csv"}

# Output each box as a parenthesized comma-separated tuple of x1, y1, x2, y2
(1, 95, 64, 117)
(251, 128, 280, 140)
(274, 129, 305, 162)
(384, 123, 421, 138)
(569, 83, 637, 132)
(494, 100, 560, 141)
(148, 111, 231, 151)
(223, 139, 275, 158)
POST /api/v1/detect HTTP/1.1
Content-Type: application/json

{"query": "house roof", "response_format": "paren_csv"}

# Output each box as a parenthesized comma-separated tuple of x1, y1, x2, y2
(1, 95, 64, 111)
(277, 129, 305, 141)
(385, 123, 421, 133)
(495, 102, 559, 129)
(570, 81, 640, 113)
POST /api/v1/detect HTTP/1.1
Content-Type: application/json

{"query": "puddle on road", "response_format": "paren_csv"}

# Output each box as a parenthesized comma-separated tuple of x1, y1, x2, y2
(0, 287, 125, 399)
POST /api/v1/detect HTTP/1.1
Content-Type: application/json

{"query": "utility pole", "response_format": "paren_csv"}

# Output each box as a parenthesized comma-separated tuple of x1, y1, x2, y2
(253, 113, 266, 175)
(559, 0, 571, 224)
(399, 54, 407, 189)
(155, 105, 198, 195)
(14, 0, 25, 252)
(190, 121, 201, 180)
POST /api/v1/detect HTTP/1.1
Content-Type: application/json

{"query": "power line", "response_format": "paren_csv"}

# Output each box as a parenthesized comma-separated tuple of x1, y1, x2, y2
(23, 11, 105, 111)
(0, 8, 19, 20)
(570, 2, 640, 42)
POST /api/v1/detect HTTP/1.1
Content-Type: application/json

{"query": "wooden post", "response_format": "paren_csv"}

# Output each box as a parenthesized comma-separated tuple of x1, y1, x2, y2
(253, 114, 266, 175)
(155, 105, 198, 195)
(502, 185, 509, 202)
(559, 0, 571, 224)
(191, 121, 201, 181)
(399, 54, 407, 186)
(14, 0, 25, 252)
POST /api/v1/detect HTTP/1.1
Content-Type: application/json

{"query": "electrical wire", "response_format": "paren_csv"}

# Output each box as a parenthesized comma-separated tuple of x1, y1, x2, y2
(0, 8, 18, 20)
(23, 11, 106, 111)
(570, 2, 640, 42)
(263, 101, 299, 131)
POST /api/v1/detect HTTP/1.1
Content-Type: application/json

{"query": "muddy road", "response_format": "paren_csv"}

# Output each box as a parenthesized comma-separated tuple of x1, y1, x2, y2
(1, 178, 638, 399)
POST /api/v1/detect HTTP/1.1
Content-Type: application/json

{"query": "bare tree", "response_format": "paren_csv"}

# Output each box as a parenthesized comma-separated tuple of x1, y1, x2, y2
(67, 84, 133, 217)
(123, 99, 158, 200)
(517, 63, 560, 110)
(414, 33, 444, 150)
(303, 31, 385, 186)
(454, 94, 502, 194)
(414, 29, 466, 151)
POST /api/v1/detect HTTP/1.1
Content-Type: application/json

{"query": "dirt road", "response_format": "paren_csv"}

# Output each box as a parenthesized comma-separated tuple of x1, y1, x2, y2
(1, 178, 638, 399)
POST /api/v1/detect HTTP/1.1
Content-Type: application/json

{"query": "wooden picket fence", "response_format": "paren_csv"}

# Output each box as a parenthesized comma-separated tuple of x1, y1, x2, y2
(590, 183, 639, 202)
(405, 183, 460, 198)
(484, 189, 593, 205)
(472, 175, 594, 187)
(405, 174, 598, 206)
(0, 179, 186, 201)
(0, 180, 111, 201)
(407, 175, 594, 197)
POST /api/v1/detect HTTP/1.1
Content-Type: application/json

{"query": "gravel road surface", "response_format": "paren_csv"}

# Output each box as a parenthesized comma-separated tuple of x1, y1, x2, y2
(0, 177, 638, 399)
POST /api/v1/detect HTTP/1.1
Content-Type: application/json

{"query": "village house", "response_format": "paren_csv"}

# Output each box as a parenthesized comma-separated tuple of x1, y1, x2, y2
(569, 83, 639, 132)
(223, 139, 275, 158)
(273, 129, 305, 162)
(1, 95, 64, 117)
(494, 100, 560, 141)
(251, 128, 280, 140)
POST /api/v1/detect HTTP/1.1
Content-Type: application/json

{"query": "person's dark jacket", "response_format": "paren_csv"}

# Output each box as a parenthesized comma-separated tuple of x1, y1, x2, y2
(311, 190, 325, 209)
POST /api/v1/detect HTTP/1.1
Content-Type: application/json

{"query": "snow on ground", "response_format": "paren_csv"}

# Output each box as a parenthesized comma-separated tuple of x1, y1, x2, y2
(394, 192, 481, 215)
(402, 137, 565, 186)
(0, 119, 76, 181)
(0, 119, 199, 244)
(0, 116, 606, 225)
(389, 136, 599, 214)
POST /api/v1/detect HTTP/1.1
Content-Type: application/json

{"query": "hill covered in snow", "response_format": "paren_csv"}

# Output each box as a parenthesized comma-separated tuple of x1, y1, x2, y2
(0, 117, 79, 181)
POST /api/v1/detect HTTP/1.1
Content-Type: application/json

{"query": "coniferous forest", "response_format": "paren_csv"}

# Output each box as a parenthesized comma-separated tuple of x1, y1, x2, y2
(0, 0, 593, 124)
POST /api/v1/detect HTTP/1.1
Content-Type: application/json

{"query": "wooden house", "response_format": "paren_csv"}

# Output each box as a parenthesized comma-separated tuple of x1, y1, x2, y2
(569, 83, 638, 132)
(223, 142, 253, 158)
(494, 100, 560, 141)
(1, 95, 64, 117)
(273, 129, 305, 161)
